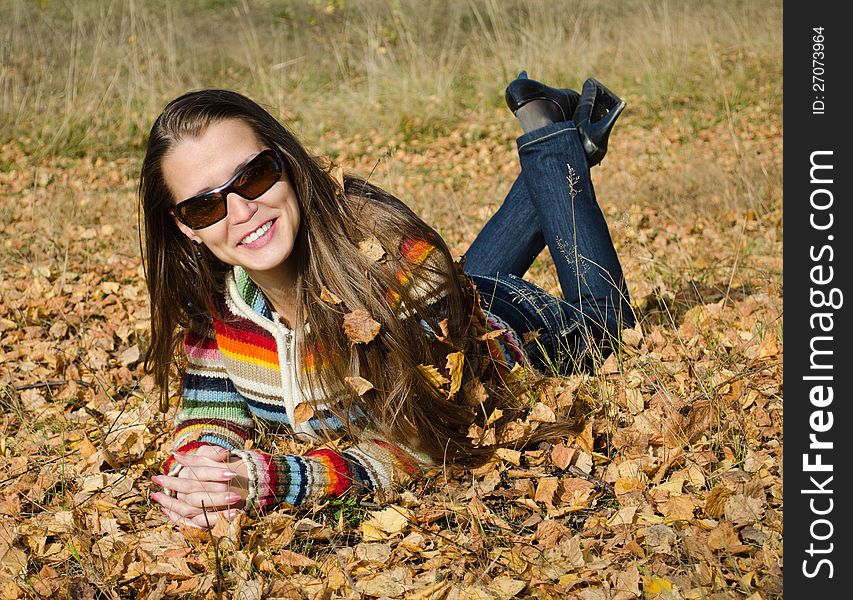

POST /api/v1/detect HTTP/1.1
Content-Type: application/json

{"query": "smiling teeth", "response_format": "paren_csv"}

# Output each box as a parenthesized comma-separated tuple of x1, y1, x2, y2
(241, 221, 272, 245)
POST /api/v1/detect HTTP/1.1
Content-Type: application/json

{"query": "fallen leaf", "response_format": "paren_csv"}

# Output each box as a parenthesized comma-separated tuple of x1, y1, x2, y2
(527, 402, 556, 423)
(365, 506, 411, 535)
(643, 575, 674, 596)
(487, 578, 526, 599)
(358, 572, 406, 598)
(329, 163, 345, 191)
(117, 344, 140, 366)
(534, 477, 559, 506)
(293, 402, 314, 426)
(354, 542, 392, 564)
(494, 448, 521, 466)
(550, 443, 575, 470)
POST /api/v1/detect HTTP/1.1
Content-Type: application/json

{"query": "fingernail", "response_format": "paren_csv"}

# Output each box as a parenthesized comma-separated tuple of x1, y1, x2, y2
(221, 470, 239, 479)
(152, 475, 162, 485)
(226, 493, 242, 503)
(227, 509, 242, 518)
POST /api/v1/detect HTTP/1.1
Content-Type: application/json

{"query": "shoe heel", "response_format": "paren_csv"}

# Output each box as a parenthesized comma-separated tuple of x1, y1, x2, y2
(574, 77, 626, 166)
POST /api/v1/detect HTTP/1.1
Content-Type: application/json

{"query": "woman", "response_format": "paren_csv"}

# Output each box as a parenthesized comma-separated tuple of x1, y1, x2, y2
(140, 72, 634, 529)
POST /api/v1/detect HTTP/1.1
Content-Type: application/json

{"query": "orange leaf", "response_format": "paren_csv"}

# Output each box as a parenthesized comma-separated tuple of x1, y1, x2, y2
(342, 309, 380, 344)
(294, 402, 314, 426)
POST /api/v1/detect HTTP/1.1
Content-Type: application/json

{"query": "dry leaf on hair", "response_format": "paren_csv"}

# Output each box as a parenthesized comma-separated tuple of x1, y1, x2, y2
(343, 309, 381, 344)
(446, 351, 465, 397)
(345, 375, 374, 395)
(358, 235, 386, 262)
(329, 163, 345, 192)
(320, 287, 342, 304)
(418, 364, 449, 388)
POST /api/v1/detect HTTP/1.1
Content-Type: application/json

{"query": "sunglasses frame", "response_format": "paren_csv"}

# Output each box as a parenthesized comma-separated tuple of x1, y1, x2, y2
(172, 148, 284, 229)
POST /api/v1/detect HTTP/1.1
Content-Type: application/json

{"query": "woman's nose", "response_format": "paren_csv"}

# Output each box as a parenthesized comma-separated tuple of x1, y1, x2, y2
(226, 192, 259, 223)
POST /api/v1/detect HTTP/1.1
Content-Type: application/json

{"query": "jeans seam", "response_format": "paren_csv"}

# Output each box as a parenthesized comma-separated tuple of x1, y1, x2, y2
(471, 274, 572, 342)
(518, 125, 578, 151)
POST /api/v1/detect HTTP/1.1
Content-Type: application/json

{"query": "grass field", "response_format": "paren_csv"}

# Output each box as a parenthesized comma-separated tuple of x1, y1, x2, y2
(0, 1, 783, 597)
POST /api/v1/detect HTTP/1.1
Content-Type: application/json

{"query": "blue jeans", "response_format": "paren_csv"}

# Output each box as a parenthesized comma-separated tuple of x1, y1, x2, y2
(463, 122, 635, 374)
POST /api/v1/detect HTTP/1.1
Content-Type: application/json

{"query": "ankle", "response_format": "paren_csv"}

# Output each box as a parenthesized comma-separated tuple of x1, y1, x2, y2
(516, 99, 564, 133)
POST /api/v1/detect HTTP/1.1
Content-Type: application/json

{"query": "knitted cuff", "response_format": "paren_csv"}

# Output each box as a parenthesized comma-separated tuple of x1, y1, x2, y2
(230, 449, 267, 515)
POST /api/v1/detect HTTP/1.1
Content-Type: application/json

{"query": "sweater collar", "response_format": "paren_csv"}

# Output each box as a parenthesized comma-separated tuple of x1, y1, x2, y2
(230, 266, 274, 321)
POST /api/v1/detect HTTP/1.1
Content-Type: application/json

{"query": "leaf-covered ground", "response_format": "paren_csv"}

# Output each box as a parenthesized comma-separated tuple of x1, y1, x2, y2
(0, 94, 782, 598)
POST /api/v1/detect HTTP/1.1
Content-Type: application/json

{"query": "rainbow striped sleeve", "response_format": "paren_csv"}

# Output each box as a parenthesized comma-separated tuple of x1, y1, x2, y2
(231, 438, 427, 512)
(162, 328, 256, 475)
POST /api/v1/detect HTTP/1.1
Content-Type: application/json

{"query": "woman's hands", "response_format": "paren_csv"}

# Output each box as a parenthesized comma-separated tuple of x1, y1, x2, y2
(151, 445, 249, 529)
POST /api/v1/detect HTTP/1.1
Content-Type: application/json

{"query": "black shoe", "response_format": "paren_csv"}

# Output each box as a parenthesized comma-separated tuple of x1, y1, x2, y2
(505, 71, 581, 123)
(572, 77, 626, 166)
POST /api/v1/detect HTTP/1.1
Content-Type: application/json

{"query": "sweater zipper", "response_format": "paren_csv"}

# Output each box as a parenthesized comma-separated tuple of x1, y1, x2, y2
(272, 319, 315, 439)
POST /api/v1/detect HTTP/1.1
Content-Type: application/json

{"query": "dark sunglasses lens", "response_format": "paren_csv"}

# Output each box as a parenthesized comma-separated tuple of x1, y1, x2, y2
(233, 152, 280, 199)
(179, 194, 227, 228)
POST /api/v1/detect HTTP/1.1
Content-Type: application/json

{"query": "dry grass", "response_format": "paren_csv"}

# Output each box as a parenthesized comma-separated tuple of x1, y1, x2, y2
(0, 0, 782, 598)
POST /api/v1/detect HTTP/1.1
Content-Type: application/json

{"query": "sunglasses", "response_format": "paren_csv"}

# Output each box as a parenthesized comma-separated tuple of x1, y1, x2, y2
(172, 148, 284, 229)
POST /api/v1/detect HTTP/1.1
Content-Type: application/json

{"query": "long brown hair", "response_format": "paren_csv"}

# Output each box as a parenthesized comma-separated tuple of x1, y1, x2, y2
(139, 90, 555, 465)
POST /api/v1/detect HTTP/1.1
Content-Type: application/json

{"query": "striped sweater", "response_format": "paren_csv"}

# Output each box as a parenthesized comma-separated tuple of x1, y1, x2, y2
(164, 236, 527, 512)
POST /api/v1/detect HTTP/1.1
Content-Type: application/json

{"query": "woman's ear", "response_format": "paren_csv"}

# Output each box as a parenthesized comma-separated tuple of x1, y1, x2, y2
(170, 209, 204, 244)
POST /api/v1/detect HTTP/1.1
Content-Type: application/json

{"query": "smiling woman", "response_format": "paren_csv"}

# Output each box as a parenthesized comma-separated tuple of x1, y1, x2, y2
(163, 120, 303, 324)
(138, 83, 634, 529)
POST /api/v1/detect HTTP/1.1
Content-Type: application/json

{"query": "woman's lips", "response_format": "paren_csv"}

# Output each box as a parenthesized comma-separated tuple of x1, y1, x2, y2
(239, 219, 277, 248)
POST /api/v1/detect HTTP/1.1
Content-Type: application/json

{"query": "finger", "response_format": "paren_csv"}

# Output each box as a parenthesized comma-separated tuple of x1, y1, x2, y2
(173, 455, 240, 479)
(153, 492, 203, 518)
(174, 490, 245, 510)
(190, 445, 231, 462)
(153, 491, 234, 519)
(154, 474, 230, 496)
(160, 505, 205, 529)
(187, 508, 243, 529)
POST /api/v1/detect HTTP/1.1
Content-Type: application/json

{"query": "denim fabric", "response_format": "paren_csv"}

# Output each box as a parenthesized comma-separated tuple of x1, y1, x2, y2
(463, 121, 635, 374)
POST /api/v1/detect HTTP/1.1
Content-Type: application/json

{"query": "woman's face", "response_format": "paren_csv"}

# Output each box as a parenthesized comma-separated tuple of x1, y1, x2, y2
(162, 118, 301, 281)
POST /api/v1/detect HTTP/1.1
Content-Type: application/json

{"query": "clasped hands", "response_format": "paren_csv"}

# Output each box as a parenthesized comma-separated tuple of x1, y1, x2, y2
(151, 445, 249, 529)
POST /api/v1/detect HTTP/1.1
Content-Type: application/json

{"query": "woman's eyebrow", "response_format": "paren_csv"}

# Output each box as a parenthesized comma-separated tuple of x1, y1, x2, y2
(190, 151, 260, 196)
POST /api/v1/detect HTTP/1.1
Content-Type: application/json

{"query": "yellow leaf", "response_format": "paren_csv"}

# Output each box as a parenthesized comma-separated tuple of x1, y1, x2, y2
(534, 477, 559, 506)
(365, 506, 411, 534)
(643, 575, 673, 595)
(446, 351, 465, 397)
(418, 364, 449, 388)
(494, 448, 521, 465)
(320, 287, 342, 304)
(359, 521, 387, 541)
(485, 407, 503, 425)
